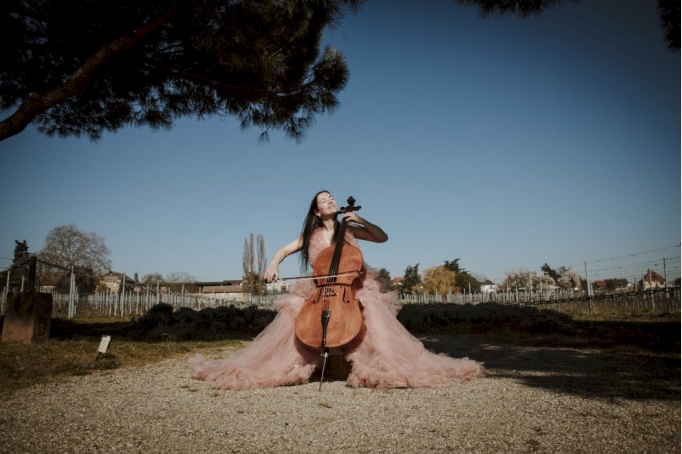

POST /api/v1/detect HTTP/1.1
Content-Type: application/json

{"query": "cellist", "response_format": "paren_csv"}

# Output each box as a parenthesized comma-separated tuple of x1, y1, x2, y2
(264, 191, 387, 282)
(189, 190, 484, 390)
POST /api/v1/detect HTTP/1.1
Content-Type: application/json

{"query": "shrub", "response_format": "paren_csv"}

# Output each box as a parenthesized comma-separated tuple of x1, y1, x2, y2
(130, 304, 277, 341)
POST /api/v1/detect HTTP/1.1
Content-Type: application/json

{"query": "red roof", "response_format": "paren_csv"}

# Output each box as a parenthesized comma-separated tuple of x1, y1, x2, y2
(643, 269, 665, 282)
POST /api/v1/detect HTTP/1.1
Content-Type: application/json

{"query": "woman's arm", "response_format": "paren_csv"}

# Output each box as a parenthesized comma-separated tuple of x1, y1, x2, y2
(344, 212, 388, 243)
(264, 236, 303, 282)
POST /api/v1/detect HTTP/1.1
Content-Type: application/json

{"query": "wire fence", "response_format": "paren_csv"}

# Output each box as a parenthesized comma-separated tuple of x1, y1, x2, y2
(2, 285, 672, 320)
(1, 245, 680, 320)
(0, 256, 279, 318)
(45, 290, 279, 319)
(0, 286, 280, 319)
(397, 287, 680, 315)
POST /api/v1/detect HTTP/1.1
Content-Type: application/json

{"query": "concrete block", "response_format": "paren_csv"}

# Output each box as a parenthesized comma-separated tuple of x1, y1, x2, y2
(1, 292, 53, 344)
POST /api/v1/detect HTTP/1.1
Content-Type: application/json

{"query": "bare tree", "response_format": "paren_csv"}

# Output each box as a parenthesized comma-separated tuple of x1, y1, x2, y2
(242, 233, 266, 296)
(558, 269, 582, 291)
(39, 224, 111, 276)
(503, 267, 556, 291)
(164, 271, 197, 293)
(503, 267, 533, 290)
(258, 234, 267, 283)
(242, 234, 255, 289)
(141, 272, 164, 286)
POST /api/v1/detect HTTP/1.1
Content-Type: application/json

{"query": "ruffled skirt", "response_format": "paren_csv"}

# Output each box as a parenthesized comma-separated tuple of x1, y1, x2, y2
(188, 272, 484, 390)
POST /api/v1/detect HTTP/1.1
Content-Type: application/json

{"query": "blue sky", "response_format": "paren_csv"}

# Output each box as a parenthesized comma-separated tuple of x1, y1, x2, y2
(0, 0, 680, 284)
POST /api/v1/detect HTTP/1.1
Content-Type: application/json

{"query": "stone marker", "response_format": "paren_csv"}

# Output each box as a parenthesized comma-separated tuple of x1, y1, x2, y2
(1, 292, 53, 344)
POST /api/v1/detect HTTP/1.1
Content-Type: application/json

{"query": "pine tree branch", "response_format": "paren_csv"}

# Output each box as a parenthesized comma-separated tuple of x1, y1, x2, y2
(0, 0, 182, 142)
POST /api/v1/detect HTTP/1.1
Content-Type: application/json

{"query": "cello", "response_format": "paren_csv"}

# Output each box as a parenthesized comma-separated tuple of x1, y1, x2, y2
(294, 196, 367, 387)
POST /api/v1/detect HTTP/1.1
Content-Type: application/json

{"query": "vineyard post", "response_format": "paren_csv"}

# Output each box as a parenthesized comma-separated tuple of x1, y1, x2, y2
(2, 269, 10, 315)
(68, 266, 74, 318)
(584, 261, 592, 313)
(121, 273, 126, 317)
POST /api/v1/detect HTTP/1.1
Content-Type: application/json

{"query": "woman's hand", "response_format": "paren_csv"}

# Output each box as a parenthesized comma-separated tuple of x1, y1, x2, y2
(342, 211, 363, 225)
(344, 212, 389, 243)
(263, 236, 303, 282)
(264, 263, 279, 282)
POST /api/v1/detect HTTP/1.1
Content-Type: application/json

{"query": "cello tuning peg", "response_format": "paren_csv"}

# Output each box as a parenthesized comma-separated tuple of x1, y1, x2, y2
(339, 196, 361, 213)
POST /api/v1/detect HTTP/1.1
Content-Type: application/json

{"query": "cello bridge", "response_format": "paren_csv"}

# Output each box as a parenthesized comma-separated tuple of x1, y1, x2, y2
(323, 287, 338, 297)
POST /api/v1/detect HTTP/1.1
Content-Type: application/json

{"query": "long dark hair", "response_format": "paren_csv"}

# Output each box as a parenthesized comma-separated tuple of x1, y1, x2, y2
(299, 190, 339, 273)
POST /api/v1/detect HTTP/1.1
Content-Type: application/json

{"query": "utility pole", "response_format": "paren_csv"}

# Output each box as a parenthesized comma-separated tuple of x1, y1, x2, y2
(663, 258, 668, 288)
(663, 258, 669, 312)
(648, 270, 654, 310)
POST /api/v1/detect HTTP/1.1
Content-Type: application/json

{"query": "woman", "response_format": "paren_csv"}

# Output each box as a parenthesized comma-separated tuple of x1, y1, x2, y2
(189, 191, 484, 389)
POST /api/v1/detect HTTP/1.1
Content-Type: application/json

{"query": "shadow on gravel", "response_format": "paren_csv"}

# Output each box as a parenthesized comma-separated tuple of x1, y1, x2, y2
(45, 302, 680, 402)
(400, 302, 680, 402)
(418, 332, 680, 402)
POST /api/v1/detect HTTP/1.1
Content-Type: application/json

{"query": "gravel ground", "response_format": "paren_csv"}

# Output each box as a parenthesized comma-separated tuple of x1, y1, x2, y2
(1, 335, 679, 453)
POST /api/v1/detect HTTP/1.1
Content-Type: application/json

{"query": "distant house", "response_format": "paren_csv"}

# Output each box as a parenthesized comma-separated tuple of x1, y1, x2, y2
(101, 271, 136, 292)
(193, 280, 245, 302)
(640, 269, 665, 290)
(391, 277, 404, 287)
(480, 279, 498, 294)
(593, 278, 630, 293)
(38, 272, 62, 293)
(266, 280, 291, 293)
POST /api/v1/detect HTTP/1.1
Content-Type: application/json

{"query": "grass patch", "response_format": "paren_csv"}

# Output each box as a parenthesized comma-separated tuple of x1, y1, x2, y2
(0, 316, 247, 399)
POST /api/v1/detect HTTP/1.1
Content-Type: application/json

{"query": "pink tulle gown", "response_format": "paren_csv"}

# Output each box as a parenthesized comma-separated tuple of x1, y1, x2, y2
(188, 229, 484, 390)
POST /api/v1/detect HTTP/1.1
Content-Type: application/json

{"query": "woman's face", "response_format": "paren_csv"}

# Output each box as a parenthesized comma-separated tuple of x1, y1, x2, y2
(315, 192, 338, 217)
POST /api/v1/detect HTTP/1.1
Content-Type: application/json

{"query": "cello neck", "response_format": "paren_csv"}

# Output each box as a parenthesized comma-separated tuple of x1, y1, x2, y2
(327, 217, 349, 281)
(326, 196, 360, 282)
